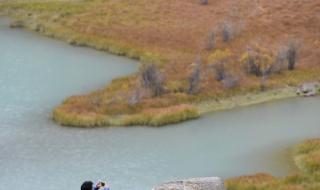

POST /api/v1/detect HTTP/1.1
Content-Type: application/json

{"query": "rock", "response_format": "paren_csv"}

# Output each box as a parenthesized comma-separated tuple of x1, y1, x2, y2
(9, 20, 24, 28)
(152, 177, 225, 190)
(296, 82, 320, 97)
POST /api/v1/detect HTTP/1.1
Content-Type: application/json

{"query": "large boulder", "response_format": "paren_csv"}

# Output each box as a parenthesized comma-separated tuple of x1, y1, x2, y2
(296, 82, 320, 97)
(152, 177, 225, 190)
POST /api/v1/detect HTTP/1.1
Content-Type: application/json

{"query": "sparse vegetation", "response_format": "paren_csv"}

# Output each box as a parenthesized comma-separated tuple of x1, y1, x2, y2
(272, 47, 287, 74)
(200, 0, 208, 5)
(141, 64, 164, 97)
(226, 139, 320, 190)
(242, 46, 273, 77)
(287, 41, 299, 71)
(188, 56, 202, 94)
(1, 0, 319, 127)
(209, 49, 231, 82)
(128, 88, 141, 105)
(53, 103, 199, 127)
(222, 74, 239, 89)
(206, 30, 215, 51)
(221, 22, 233, 43)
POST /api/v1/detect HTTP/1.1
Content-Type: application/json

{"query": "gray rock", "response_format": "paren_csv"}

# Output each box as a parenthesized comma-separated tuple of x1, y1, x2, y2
(9, 20, 24, 28)
(296, 82, 320, 97)
(152, 177, 225, 190)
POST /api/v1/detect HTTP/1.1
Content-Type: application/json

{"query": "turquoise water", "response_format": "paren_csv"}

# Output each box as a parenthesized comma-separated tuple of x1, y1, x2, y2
(0, 19, 319, 190)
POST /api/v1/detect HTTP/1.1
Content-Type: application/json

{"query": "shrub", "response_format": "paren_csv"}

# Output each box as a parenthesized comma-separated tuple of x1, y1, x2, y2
(221, 22, 233, 42)
(188, 56, 202, 94)
(166, 80, 189, 93)
(209, 49, 232, 81)
(222, 74, 239, 89)
(286, 41, 299, 70)
(128, 88, 141, 105)
(243, 52, 262, 76)
(269, 47, 287, 74)
(212, 62, 226, 81)
(200, 0, 208, 5)
(260, 73, 268, 91)
(242, 46, 273, 77)
(206, 30, 215, 51)
(141, 64, 164, 97)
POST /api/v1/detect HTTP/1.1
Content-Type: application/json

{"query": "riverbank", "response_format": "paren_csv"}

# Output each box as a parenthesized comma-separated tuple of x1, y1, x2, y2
(226, 138, 320, 190)
(196, 86, 297, 114)
(52, 86, 300, 127)
(153, 139, 320, 190)
(2, 0, 320, 127)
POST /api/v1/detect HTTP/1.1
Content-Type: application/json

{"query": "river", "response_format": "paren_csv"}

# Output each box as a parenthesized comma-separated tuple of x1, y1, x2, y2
(0, 19, 319, 190)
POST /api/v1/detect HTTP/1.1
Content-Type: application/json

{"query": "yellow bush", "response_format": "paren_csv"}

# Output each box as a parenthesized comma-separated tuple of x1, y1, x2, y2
(208, 49, 232, 63)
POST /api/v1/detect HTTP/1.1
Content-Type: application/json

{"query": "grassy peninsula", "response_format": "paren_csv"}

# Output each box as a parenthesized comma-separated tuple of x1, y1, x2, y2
(226, 138, 320, 190)
(1, 0, 320, 127)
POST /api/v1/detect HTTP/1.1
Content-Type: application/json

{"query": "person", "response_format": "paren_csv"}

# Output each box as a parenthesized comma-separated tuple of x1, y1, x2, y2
(81, 180, 110, 190)
(81, 181, 94, 190)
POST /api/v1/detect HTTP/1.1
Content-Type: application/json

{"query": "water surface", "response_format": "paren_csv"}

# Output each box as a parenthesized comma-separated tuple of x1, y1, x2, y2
(0, 19, 319, 190)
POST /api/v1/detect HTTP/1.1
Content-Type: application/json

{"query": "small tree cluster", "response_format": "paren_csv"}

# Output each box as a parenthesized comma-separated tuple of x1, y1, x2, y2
(242, 42, 300, 91)
(269, 41, 299, 73)
(141, 64, 164, 97)
(208, 49, 239, 89)
(200, 0, 208, 5)
(242, 47, 273, 77)
(241, 46, 276, 91)
(188, 56, 202, 94)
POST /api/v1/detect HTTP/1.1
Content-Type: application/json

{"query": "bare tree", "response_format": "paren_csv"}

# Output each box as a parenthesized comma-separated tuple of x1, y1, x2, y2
(221, 22, 233, 42)
(141, 64, 164, 97)
(212, 61, 226, 81)
(287, 41, 299, 70)
(188, 56, 202, 94)
(222, 74, 239, 89)
(200, 0, 208, 5)
(128, 88, 141, 105)
(270, 47, 287, 74)
(245, 52, 262, 77)
(260, 72, 269, 91)
(206, 30, 215, 51)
